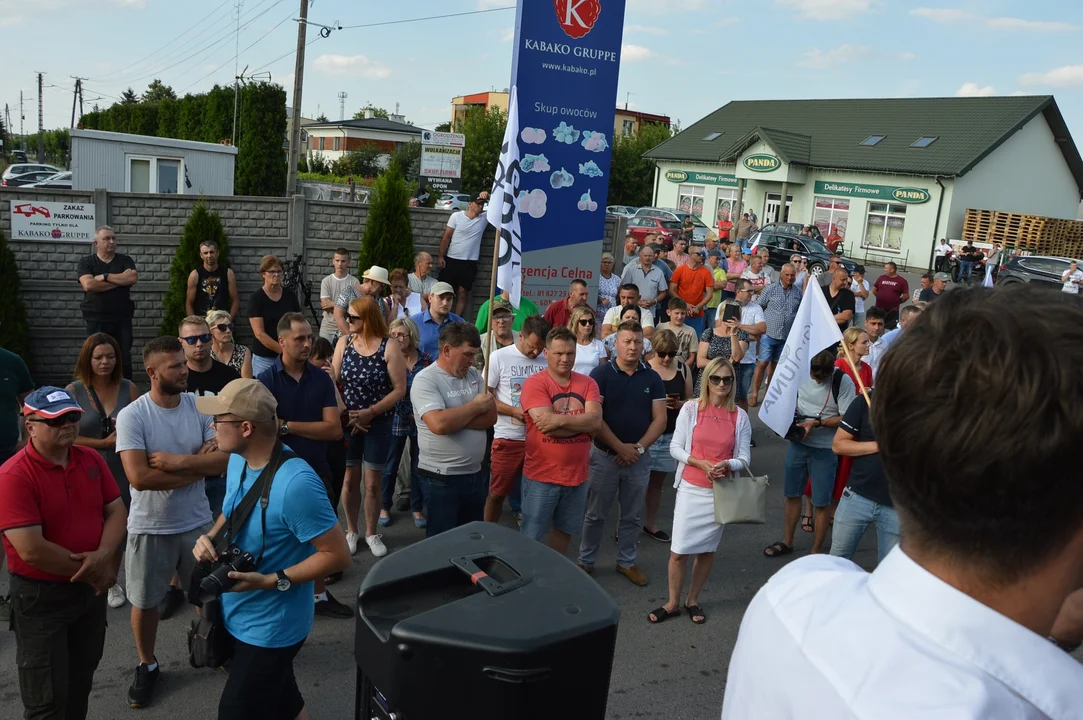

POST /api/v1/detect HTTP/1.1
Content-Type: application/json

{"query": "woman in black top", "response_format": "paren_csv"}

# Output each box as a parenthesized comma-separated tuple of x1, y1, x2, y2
(643, 329, 693, 542)
(248, 254, 301, 377)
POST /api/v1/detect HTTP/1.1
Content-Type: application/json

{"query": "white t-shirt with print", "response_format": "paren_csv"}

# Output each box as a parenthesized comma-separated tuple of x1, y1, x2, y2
(1062, 269, 1083, 294)
(741, 268, 770, 300)
(487, 344, 548, 440)
(739, 303, 766, 365)
(851, 278, 871, 313)
(446, 211, 487, 261)
(603, 305, 655, 329)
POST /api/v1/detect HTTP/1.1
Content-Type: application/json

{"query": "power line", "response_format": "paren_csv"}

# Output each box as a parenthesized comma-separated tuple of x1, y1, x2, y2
(249, 33, 321, 75)
(339, 6, 515, 29)
(179, 9, 295, 93)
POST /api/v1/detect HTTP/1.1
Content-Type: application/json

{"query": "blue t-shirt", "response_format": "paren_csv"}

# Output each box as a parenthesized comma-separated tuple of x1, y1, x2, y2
(411, 310, 466, 359)
(220, 451, 338, 648)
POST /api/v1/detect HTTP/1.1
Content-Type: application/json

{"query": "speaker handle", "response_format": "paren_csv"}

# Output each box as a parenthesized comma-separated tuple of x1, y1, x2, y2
(451, 553, 527, 597)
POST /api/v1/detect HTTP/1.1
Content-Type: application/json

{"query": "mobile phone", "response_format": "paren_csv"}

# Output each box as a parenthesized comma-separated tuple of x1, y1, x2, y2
(721, 303, 741, 324)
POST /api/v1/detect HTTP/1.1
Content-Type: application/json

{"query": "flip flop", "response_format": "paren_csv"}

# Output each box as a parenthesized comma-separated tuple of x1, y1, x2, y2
(763, 541, 794, 558)
(684, 604, 706, 624)
(801, 515, 814, 533)
(648, 606, 680, 624)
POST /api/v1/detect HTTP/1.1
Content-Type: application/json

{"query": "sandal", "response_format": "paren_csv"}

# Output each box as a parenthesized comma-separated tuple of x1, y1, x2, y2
(763, 541, 793, 558)
(801, 515, 814, 533)
(684, 604, 706, 624)
(648, 606, 679, 624)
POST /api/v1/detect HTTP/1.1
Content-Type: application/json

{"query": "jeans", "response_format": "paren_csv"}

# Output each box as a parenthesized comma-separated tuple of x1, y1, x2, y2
(520, 477, 589, 541)
(783, 442, 838, 508)
(84, 317, 133, 380)
(9, 573, 107, 720)
(829, 488, 901, 564)
(381, 434, 423, 512)
(960, 259, 974, 280)
(684, 315, 706, 337)
(251, 353, 276, 377)
(735, 362, 755, 401)
(704, 306, 717, 330)
(578, 448, 650, 569)
(417, 469, 488, 538)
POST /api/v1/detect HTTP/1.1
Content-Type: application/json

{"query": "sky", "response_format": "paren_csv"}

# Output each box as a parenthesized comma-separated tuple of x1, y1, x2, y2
(2, 0, 1082, 142)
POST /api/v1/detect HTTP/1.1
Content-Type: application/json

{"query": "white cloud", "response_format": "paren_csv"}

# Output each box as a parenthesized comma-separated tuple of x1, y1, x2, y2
(776, 0, 870, 21)
(278, 72, 295, 90)
(987, 17, 1079, 31)
(498, 27, 515, 42)
(911, 8, 1079, 31)
(955, 82, 997, 97)
(910, 8, 969, 23)
(713, 18, 741, 27)
(625, 24, 670, 35)
(312, 54, 392, 80)
(896, 51, 917, 61)
(621, 44, 654, 62)
(1018, 65, 1083, 87)
(797, 44, 871, 68)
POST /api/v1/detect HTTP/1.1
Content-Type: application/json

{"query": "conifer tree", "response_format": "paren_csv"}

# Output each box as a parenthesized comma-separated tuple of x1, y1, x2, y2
(357, 159, 414, 274)
(160, 200, 231, 335)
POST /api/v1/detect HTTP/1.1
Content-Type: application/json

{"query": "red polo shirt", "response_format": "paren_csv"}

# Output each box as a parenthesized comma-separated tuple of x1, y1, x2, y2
(0, 442, 119, 581)
(544, 299, 592, 329)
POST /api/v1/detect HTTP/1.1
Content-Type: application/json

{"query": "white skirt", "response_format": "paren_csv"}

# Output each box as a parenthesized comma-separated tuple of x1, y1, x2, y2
(671, 481, 725, 555)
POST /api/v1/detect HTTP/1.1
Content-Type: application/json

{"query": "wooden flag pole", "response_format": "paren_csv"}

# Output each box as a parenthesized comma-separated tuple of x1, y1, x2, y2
(483, 227, 501, 389)
(838, 338, 872, 409)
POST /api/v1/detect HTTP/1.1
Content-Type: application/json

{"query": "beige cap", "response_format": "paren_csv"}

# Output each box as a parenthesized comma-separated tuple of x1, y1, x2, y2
(430, 281, 456, 296)
(194, 378, 278, 422)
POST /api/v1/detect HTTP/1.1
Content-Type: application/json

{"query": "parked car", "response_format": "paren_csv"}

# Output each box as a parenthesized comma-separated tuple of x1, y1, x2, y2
(995, 254, 1083, 290)
(634, 207, 710, 245)
(436, 192, 471, 212)
(3, 170, 61, 187)
(12, 150, 28, 163)
(751, 230, 857, 277)
(759, 222, 824, 243)
(25, 171, 73, 189)
(627, 216, 682, 249)
(606, 205, 638, 219)
(1, 163, 61, 186)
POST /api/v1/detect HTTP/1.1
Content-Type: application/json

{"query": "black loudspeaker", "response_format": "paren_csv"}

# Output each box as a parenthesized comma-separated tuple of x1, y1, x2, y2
(354, 521, 621, 720)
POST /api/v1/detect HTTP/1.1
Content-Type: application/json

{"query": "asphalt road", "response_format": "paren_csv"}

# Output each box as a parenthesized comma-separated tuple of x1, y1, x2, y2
(0, 409, 885, 720)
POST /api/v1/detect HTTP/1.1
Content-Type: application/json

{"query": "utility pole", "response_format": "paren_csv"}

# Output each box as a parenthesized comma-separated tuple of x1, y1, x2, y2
(338, 91, 347, 120)
(36, 72, 44, 162)
(70, 77, 85, 128)
(19, 91, 25, 150)
(78, 82, 84, 120)
(285, 0, 308, 196)
(232, 0, 244, 145)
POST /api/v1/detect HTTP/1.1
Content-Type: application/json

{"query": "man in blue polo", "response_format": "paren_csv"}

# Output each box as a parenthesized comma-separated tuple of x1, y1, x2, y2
(579, 320, 667, 586)
(411, 281, 465, 359)
(256, 312, 350, 619)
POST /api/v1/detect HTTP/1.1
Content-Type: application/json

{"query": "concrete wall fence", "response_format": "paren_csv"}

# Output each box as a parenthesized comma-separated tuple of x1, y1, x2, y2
(1, 188, 618, 386)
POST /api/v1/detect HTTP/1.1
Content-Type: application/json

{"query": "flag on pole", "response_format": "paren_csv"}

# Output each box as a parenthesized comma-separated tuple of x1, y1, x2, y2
(982, 265, 994, 288)
(487, 86, 523, 307)
(749, 234, 760, 254)
(758, 283, 845, 438)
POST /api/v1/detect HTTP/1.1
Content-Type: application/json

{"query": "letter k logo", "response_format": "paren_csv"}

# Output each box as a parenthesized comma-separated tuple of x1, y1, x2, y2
(553, 0, 600, 39)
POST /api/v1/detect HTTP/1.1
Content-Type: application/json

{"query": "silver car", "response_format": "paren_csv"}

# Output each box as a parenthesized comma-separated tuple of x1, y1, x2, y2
(606, 205, 638, 218)
(437, 193, 471, 212)
(25, 171, 73, 189)
(2, 163, 61, 186)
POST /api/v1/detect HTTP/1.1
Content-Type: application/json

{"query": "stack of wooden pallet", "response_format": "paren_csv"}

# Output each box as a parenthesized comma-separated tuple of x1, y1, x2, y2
(963, 208, 1083, 257)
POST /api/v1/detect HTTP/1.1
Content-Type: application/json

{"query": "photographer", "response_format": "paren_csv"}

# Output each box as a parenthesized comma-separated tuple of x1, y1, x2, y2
(192, 379, 350, 720)
(764, 348, 855, 559)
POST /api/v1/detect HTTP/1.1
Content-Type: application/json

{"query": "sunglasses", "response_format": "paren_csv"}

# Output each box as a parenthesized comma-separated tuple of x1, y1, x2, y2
(214, 323, 233, 333)
(347, 314, 361, 323)
(28, 413, 81, 427)
(578, 318, 595, 326)
(708, 374, 735, 387)
(211, 417, 247, 427)
(180, 333, 212, 345)
(656, 351, 676, 359)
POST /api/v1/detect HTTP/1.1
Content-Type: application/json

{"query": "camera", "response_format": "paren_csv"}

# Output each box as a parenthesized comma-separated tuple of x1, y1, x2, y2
(198, 546, 257, 599)
(785, 415, 811, 442)
(100, 416, 115, 437)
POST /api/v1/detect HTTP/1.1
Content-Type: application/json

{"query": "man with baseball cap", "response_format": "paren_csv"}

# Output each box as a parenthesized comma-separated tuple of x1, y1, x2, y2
(918, 272, 951, 305)
(333, 265, 391, 336)
(438, 192, 489, 317)
(411, 281, 465, 359)
(192, 379, 350, 720)
(0, 387, 128, 720)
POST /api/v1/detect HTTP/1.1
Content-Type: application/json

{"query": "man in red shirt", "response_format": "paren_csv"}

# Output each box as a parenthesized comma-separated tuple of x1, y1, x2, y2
(543, 278, 592, 329)
(872, 262, 910, 330)
(519, 326, 602, 553)
(0, 386, 127, 720)
(668, 248, 716, 336)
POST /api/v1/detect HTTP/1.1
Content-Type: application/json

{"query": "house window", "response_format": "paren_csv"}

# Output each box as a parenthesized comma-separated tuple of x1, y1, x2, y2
(860, 135, 885, 146)
(911, 136, 938, 148)
(703, 132, 722, 141)
(715, 189, 737, 225)
(622, 119, 635, 137)
(812, 196, 850, 246)
(863, 203, 906, 251)
(677, 184, 705, 217)
(126, 155, 183, 194)
(333, 137, 340, 151)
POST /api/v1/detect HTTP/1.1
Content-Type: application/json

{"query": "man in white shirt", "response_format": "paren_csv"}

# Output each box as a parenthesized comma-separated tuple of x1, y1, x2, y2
(1061, 260, 1083, 294)
(408, 251, 437, 311)
(601, 284, 655, 339)
(722, 285, 1083, 720)
(318, 248, 358, 342)
(438, 194, 488, 317)
(733, 279, 765, 416)
(740, 252, 770, 301)
(863, 306, 889, 378)
(934, 238, 953, 273)
(850, 264, 870, 327)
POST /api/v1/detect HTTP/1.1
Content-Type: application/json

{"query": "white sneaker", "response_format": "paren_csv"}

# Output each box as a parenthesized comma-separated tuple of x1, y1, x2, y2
(346, 531, 360, 556)
(107, 583, 126, 609)
(365, 534, 387, 558)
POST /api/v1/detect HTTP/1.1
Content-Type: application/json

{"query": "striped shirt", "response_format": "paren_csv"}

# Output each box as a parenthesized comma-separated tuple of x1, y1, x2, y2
(757, 281, 803, 340)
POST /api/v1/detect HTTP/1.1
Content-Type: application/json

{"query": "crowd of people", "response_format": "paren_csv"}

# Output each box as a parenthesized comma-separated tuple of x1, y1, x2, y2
(2, 206, 1082, 720)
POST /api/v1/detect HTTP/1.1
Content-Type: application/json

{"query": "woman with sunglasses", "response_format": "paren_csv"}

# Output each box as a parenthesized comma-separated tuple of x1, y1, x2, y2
(643, 329, 693, 543)
(248, 254, 300, 377)
(791, 254, 809, 292)
(332, 296, 407, 558)
(603, 305, 654, 360)
(67, 332, 140, 608)
(570, 305, 608, 375)
(695, 303, 749, 394)
(649, 357, 750, 625)
(381, 318, 431, 528)
(206, 309, 253, 378)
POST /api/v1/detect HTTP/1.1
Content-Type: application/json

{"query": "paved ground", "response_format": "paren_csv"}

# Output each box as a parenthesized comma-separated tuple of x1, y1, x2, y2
(0, 410, 882, 720)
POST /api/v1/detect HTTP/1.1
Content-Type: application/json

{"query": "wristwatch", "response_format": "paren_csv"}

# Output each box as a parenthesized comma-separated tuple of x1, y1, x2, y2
(275, 570, 292, 592)
(279, 421, 290, 437)
(634, 443, 645, 455)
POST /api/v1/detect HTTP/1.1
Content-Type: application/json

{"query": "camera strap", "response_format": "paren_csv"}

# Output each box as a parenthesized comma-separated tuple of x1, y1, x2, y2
(85, 384, 109, 425)
(217, 441, 296, 563)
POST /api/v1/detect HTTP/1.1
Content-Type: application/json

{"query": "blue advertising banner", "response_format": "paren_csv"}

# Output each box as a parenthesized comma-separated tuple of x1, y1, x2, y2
(508, 0, 626, 307)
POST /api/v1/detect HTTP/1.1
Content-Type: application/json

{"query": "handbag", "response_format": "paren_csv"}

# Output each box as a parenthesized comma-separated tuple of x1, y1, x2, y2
(712, 459, 769, 525)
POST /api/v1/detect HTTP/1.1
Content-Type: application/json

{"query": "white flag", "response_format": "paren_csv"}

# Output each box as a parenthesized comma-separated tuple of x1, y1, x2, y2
(758, 283, 845, 438)
(749, 234, 760, 254)
(982, 265, 994, 287)
(487, 86, 523, 307)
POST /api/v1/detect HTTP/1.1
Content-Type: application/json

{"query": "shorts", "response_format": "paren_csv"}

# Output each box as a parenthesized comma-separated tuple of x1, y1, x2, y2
(489, 438, 525, 496)
(345, 416, 391, 471)
(783, 443, 838, 508)
(736, 362, 755, 401)
(519, 476, 589, 540)
(649, 432, 676, 473)
(440, 257, 479, 292)
(125, 523, 213, 610)
(758, 334, 786, 363)
(218, 636, 306, 720)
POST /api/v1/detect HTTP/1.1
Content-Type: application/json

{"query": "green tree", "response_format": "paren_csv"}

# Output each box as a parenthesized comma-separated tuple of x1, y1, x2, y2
(434, 121, 451, 133)
(316, 113, 328, 122)
(120, 87, 139, 105)
(142, 79, 176, 103)
(607, 122, 674, 207)
(129, 102, 159, 136)
(234, 82, 286, 196)
(160, 200, 231, 335)
(358, 160, 413, 273)
(353, 104, 389, 120)
(297, 154, 309, 173)
(177, 94, 206, 141)
(0, 115, 8, 160)
(0, 229, 33, 368)
(157, 96, 179, 137)
(390, 141, 422, 183)
(201, 85, 234, 144)
(308, 152, 331, 174)
(331, 144, 382, 179)
(459, 106, 506, 195)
